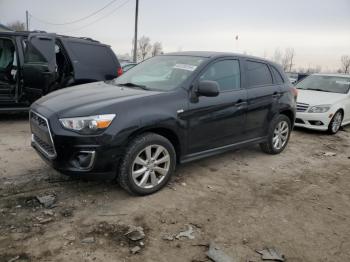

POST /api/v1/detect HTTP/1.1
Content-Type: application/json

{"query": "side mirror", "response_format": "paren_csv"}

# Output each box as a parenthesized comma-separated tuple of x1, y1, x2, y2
(197, 80, 219, 97)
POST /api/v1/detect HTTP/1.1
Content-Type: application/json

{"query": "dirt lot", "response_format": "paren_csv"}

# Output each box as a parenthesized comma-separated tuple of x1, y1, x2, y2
(0, 114, 349, 262)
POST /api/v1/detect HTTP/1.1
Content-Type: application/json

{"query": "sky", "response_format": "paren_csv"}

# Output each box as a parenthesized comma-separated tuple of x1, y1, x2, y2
(0, 0, 349, 71)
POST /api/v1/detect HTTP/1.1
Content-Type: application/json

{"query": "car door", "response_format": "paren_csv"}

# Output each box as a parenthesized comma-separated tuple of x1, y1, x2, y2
(186, 58, 247, 154)
(244, 59, 281, 139)
(22, 33, 57, 97)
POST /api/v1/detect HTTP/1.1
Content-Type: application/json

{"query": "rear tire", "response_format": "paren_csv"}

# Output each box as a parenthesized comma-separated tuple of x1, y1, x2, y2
(118, 133, 176, 196)
(260, 114, 291, 155)
(327, 110, 343, 135)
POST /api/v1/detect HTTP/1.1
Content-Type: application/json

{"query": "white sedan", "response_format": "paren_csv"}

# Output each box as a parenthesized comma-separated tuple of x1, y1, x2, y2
(295, 74, 350, 134)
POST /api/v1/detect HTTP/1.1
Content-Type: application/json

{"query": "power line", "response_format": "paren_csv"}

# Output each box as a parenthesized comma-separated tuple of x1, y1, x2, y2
(29, 0, 119, 26)
(58, 0, 132, 34)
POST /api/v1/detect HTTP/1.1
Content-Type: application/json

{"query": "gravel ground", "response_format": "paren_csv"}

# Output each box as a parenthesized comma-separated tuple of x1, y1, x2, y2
(0, 114, 349, 262)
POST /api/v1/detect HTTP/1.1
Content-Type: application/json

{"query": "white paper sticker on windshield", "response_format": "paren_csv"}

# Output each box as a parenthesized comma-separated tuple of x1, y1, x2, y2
(336, 80, 350, 85)
(173, 64, 197, 71)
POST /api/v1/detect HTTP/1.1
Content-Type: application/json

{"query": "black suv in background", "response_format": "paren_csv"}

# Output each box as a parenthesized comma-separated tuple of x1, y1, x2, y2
(0, 32, 122, 111)
(30, 52, 297, 195)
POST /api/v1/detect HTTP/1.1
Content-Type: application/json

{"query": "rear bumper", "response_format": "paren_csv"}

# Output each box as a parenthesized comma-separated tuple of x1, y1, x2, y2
(295, 112, 332, 131)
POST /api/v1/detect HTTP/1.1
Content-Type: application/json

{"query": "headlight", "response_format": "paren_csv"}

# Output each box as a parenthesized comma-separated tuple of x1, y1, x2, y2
(59, 114, 116, 134)
(308, 105, 331, 113)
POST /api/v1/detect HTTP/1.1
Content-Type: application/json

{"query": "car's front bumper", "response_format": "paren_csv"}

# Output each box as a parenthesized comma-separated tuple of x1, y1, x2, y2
(30, 110, 125, 177)
(295, 111, 333, 131)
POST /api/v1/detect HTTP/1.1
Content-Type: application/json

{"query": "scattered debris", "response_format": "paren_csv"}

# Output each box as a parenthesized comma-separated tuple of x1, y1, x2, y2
(162, 234, 175, 241)
(63, 235, 76, 241)
(207, 242, 235, 262)
(256, 248, 285, 261)
(322, 152, 337, 157)
(8, 255, 20, 262)
(36, 194, 56, 208)
(43, 210, 54, 216)
(176, 225, 195, 240)
(60, 208, 74, 217)
(242, 238, 249, 245)
(81, 237, 95, 244)
(181, 182, 187, 186)
(35, 217, 53, 224)
(125, 226, 145, 241)
(130, 246, 141, 254)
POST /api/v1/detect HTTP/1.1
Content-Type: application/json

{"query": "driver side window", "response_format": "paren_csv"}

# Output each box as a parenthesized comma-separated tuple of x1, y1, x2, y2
(199, 60, 240, 91)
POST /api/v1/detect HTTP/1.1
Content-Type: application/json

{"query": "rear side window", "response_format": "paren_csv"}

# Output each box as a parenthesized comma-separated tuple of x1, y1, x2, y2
(271, 66, 284, 84)
(67, 41, 117, 68)
(246, 61, 273, 87)
(199, 60, 240, 91)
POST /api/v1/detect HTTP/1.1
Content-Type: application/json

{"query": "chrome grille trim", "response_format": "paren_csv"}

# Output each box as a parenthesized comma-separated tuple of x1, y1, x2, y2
(30, 111, 57, 159)
(296, 102, 309, 112)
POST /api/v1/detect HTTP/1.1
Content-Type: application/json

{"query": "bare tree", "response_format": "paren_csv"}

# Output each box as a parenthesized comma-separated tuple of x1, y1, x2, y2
(138, 36, 152, 61)
(272, 48, 282, 65)
(279, 48, 295, 72)
(340, 55, 350, 74)
(6, 20, 25, 31)
(151, 42, 163, 56)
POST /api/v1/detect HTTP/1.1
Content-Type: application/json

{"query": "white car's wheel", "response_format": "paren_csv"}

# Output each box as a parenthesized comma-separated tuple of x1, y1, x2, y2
(328, 110, 343, 134)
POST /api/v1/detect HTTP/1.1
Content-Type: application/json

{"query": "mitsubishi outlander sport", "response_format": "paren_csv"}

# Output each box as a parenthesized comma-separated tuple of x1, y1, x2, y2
(30, 52, 297, 195)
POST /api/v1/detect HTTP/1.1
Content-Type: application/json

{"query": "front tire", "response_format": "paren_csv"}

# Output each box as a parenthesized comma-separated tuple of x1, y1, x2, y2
(118, 133, 176, 195)
(328, 110, 343, 135)
(260, 114, 291, 154)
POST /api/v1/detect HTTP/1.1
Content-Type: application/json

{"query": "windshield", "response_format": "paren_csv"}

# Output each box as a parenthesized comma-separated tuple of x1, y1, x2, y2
(297, 75, 350, 94)
(113, 55, 207, 91)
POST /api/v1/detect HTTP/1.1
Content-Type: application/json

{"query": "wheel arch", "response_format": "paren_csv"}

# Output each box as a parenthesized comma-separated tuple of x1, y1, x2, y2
(279, 109, 295, 128)
(127, 126, 182, 163)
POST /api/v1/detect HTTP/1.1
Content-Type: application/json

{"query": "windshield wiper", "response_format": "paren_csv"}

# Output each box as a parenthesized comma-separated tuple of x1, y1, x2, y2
(117, 82, 149, 90)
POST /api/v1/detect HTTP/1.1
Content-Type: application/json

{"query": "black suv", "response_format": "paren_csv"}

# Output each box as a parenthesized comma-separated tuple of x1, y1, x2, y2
(30, 52, 297, 195)
(0, 31, 122, 111)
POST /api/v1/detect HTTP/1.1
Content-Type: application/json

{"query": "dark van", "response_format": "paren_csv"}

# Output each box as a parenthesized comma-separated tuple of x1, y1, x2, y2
(0, 31, 122, 111)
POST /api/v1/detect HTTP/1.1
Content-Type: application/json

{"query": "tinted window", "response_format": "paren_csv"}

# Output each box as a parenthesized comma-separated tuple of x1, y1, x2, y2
(199, 60, 240, 91)
(23, 39, 46, 63)
(67, 42, 117, 68)
(246, 61, 273, 87)
(271, 66, 284, 84)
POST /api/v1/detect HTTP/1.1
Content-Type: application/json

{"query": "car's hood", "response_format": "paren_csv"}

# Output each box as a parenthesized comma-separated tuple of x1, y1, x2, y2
(33, 81, 161, 117)
(297, 89, 346, 105)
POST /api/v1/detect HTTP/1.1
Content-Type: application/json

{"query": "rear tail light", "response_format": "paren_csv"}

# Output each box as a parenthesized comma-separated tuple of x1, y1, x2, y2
(291, 86, 298, 99)
(117, 67, 123, 77)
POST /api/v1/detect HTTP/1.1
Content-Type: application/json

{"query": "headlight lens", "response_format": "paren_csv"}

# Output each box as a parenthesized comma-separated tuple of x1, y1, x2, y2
(59, 114, 116, 134)
(308, 105, 331, 113)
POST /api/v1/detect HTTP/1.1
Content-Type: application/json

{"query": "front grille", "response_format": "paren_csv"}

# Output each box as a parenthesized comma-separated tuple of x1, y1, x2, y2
(32, 134, 56, 156)
(30, 111, 57, 159)
(296, 102, 309, 112)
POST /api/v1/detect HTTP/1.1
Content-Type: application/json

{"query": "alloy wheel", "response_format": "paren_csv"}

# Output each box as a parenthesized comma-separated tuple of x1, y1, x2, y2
(272, 120, 289, 150)
(331, 112, 342, 133)
(131, 145, 171, 189)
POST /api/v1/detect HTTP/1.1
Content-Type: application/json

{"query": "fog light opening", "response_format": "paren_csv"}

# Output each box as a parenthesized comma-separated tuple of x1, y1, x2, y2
(309, 120, 324, 126)
(71, 151, 96, 170)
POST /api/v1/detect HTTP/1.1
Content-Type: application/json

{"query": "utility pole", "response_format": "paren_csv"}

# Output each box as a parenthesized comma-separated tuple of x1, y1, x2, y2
(26, 10, 29, 31)
(133, 0, 139, 63)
